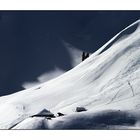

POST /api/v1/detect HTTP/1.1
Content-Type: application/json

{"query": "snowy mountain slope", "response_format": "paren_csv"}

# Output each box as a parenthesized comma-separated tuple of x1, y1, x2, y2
(1, 20, 140, 129)
(11, 117, 48, 129)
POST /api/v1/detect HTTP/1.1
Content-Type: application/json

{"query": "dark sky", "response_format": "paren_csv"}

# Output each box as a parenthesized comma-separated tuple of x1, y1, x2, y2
(0, 11, 140, 96)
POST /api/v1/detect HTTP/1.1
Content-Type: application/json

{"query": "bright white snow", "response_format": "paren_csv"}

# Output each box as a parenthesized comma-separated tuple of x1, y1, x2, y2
(1, 20, 140, 129)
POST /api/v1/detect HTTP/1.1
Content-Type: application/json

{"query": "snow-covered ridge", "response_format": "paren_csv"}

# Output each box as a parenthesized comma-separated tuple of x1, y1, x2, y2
(1, 20, 140, 129)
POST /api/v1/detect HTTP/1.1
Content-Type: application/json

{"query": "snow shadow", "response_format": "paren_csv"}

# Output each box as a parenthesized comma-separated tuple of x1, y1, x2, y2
(50, 110, 137, 129)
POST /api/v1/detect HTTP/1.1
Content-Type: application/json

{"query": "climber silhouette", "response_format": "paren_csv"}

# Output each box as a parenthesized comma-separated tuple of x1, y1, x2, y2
(82, 52, 89, 61)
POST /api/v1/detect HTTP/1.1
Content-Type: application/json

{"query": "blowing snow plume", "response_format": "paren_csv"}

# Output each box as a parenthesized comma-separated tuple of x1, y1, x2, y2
(1, 20, 140, 129)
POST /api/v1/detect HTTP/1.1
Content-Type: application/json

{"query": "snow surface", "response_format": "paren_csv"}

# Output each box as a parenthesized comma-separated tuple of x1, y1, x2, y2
(12, 117, 48, 129)
(1, 20, 140, 129)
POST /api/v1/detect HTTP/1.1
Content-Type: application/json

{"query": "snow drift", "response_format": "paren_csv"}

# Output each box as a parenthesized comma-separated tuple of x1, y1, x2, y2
(1, 20, 140, 129)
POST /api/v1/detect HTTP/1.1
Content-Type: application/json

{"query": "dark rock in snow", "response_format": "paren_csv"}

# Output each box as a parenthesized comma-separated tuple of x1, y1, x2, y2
(76, 107, 87, 112)
(57, 112, 65, 117)
(31, 109, 55, 118)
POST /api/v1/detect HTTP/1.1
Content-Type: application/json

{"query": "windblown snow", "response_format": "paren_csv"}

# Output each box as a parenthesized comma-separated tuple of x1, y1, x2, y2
(1, 20, 140, 129)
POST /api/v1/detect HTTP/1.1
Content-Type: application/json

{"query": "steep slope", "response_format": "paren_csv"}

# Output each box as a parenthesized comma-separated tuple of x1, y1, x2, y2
(1, 20, 140, 129)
